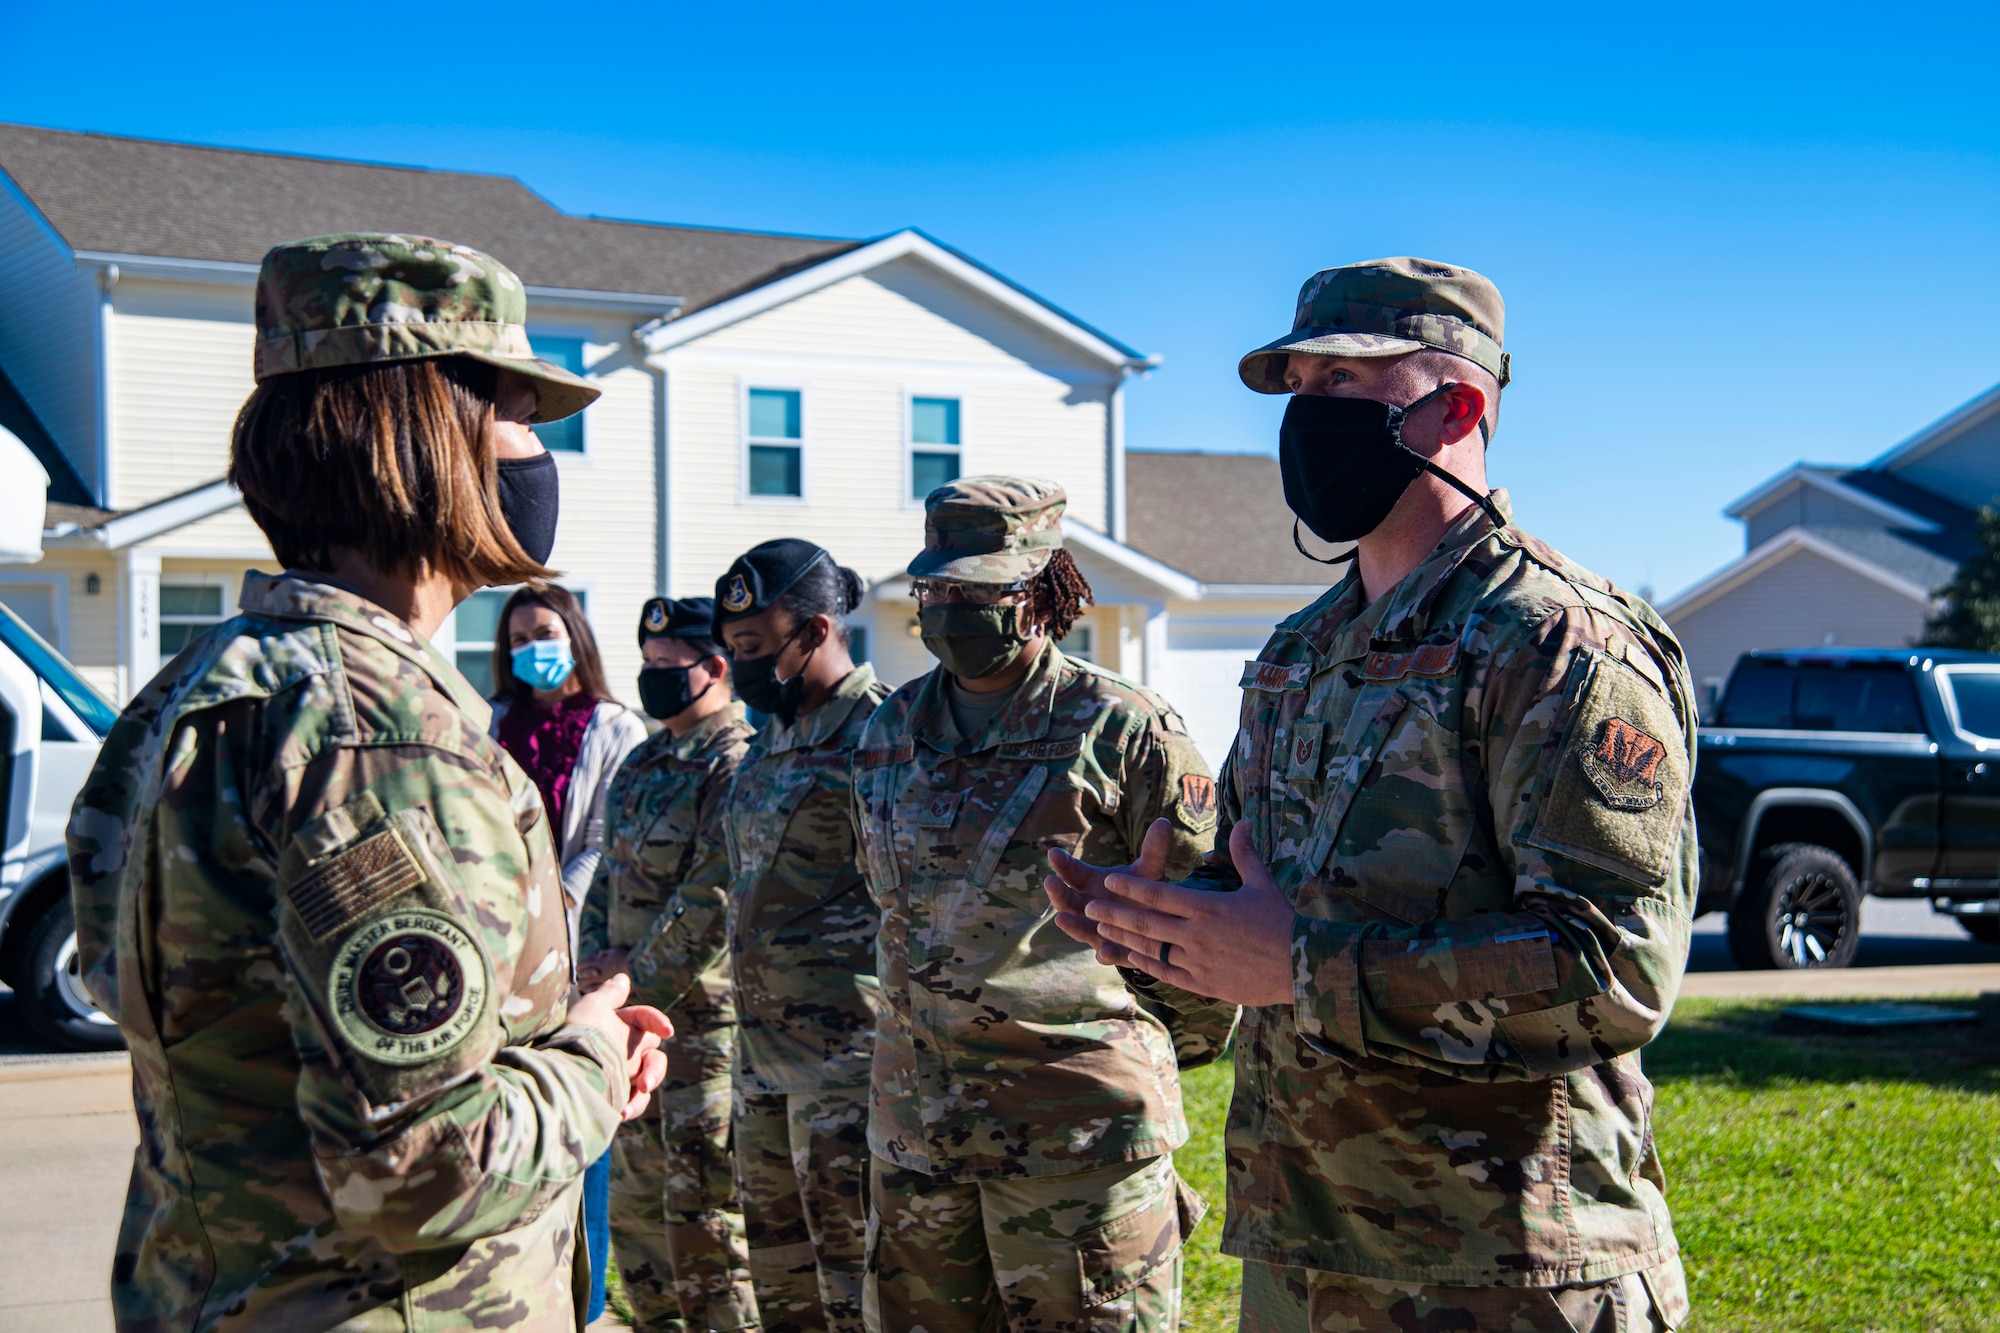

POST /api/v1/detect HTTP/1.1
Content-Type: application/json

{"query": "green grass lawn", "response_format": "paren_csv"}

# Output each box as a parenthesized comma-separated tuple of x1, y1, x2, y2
(1171, 995, 2000, 1332)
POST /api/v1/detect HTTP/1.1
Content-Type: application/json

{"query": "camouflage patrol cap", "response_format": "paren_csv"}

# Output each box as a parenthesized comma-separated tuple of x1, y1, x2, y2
(639, 595, 718, 645)
(907, 476, 1066, 585)
(252, 233, 599, 424)
(1238, 257, 1509, 395)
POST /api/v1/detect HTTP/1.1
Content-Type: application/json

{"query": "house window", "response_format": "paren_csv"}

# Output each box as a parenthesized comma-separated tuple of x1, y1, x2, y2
(452, 587, 589, 697)
(847, 623, 871, 666)
(910, 396, 961, 500)
(747, 388, 803, 497)
(1058, 625, 1092, 662)
(159, 584, 230, 656)
(452, 589, 509, 696)
(530, 337, 587, 453)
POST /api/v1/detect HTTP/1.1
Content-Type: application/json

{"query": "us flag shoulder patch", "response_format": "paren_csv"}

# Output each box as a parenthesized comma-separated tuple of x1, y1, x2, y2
(287, 828, 425, 941)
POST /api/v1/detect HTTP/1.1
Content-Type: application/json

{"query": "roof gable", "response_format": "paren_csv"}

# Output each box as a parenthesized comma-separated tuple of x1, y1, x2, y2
(641, 230, 1151, 371)
(0, 122, 858, 311)
(1724, 463, 1940, 531)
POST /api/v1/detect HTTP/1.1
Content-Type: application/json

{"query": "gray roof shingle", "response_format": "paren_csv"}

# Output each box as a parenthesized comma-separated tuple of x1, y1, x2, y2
(1124, 451, 1342, 586)
(0, 123, 861, 312)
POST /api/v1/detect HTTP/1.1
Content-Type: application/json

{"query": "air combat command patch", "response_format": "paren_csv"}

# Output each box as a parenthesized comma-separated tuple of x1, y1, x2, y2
(1581, 715, 1667, 810)
(329, 909, 489, 1066)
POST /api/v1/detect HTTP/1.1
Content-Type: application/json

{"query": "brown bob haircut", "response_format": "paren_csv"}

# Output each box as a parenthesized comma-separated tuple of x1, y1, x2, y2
(490, 584, 612, 706)
(228, 358, 554, 588)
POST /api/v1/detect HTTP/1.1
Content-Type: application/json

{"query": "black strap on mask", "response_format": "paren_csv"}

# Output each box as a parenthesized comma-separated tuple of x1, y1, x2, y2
(1289, 382, 1504, 566)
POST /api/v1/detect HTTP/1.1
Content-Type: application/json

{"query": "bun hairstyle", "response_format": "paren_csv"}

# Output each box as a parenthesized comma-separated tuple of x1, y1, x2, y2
(774, 555, 866, 647)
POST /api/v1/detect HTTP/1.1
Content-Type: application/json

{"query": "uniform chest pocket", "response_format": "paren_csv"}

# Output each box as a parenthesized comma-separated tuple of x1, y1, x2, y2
(635, 789, 701, 884)
(964, 766, 1095, 913)
(731, 760, 832, 885)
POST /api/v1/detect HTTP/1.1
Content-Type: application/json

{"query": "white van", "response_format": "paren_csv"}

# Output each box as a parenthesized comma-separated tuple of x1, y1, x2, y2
(0, 601, 119, 1050)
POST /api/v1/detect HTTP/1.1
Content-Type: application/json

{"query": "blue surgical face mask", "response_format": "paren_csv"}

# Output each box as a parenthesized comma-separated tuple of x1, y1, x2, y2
(511, 639, 576, 692)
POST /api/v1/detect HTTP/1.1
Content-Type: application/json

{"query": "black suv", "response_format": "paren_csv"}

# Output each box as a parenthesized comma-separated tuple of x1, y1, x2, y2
(1694, 647, 2000, 969)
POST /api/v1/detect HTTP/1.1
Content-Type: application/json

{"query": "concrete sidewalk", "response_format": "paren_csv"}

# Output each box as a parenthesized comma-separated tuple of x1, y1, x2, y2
(0, 1052, 132, 1333)
(1680, 961, 2000, 1000)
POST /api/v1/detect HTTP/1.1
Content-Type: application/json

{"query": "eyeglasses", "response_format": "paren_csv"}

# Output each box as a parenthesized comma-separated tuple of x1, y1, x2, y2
(909, 578, 1027, 606)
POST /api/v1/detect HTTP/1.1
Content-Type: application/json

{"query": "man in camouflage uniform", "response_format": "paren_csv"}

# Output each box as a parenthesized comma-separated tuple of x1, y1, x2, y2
(579, 596, 759, 1332)
(713, 541, 888, 1333)
(852, 478, 1228, 1333)
(67, 232, 667, 1332)
(1051, 260, 1696, 1331)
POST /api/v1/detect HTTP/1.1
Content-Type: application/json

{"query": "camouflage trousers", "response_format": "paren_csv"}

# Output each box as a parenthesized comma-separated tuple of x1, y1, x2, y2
(1238, 1255, 1690, 1333)
(862, 1154, 1204, 1333)
(734, 1086, 870, 1333)
(609, 1071, 760, 1332)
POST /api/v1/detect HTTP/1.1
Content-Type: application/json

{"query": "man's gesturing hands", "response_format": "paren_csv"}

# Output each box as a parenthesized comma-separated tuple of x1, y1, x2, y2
(569, 972, 674, 1122)
(1044, 818, 1297, 1008)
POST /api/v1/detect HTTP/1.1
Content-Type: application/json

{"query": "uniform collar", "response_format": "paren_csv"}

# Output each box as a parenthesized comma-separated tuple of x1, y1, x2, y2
(1285, 488, 1513, 666)
(906, 637, 1065, 755)
(764, 663, 878, 755)
(236, 571, 490, 722)
(671, 699, 748, 759)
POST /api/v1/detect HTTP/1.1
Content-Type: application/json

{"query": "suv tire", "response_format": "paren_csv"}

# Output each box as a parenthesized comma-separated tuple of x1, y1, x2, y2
(1960, 916, 2000, 945)
(1727, 842, 1863, 970)
(16, 896, 125, 1052)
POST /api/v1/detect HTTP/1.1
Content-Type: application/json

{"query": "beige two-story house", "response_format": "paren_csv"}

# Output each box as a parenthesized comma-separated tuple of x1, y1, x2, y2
(0, 124, 1325, 765)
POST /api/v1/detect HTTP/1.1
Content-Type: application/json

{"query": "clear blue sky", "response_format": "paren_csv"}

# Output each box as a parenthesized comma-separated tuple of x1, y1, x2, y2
(5, 1, 1997, 600)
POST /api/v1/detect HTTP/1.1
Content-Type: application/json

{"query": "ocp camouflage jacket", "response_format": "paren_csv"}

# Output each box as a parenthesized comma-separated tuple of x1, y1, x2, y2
(1138, 492, 1698, 1287)
(852, 643, 1225, 1180)
(581, 701, 753, 1085)
(725, 664, 888, 1095)
(68, 574, 625, 1332)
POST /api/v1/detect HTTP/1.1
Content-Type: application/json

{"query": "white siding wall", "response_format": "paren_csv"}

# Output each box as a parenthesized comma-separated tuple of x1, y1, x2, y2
(534, 317, 659, 709)
(1892, 412, 2000, 508)
(0, 182, 100, 498)
(108, 279, 256, 510)
(1666, 546, 1930, 712)
(25, 550, 120, 699)
(100, 282, 662, 708)
(664, 257, 1116, 599)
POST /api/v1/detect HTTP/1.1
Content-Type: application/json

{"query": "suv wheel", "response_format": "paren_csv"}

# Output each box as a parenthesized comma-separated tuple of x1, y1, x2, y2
(1726, 842, 1863, 970)
(16, 896, 125, 1051)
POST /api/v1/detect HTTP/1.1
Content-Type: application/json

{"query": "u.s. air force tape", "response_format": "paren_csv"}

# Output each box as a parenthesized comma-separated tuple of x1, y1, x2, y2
(328, 909, 489, 1066)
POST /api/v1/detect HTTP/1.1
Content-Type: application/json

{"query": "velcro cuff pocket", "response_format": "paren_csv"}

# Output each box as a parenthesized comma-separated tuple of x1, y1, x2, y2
(1362, 930, 1558, 1008)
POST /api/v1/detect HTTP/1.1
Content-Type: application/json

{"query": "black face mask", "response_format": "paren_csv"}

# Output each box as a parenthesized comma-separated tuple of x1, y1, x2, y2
(732, 623, 816, 727)
(920, 604, 1032, 680)
(1278, 384, 1499, 561)
(638, 664, 710, 721)
(496, 453, 561, 566)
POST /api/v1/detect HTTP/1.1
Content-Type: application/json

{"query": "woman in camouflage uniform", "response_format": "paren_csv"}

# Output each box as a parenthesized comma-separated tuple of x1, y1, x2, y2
(711, 540, 886, 1333)
(850, 477, 1227, 1333)
(66, 233, 669, 1332)
(577, 596, 760, 1333)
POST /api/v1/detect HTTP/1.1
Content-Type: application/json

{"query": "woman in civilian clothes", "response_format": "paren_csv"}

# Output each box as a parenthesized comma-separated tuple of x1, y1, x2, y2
(490, 582, 648, 1324)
